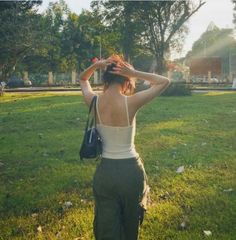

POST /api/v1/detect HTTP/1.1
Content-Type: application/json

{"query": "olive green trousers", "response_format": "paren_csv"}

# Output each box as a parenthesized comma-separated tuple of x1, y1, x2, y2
(92, 156, 149, 240)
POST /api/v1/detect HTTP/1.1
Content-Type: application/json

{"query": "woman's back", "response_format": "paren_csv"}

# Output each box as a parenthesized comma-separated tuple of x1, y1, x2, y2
(96, 92, 136, 127)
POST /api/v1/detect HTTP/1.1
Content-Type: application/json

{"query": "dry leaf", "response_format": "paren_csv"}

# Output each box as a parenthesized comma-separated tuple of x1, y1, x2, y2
(223, 188, 233, 192)
(37, 225, 42, 233)
(176, 166, 184, 173)
(203, 230, 212, 236)
(31, 213, 38, 218)
(180, 221, 186, 229)
(64, 201, 73, 208)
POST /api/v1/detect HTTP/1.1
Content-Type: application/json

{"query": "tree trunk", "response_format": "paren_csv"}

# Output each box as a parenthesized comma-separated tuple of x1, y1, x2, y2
(155, 53, 165, 74)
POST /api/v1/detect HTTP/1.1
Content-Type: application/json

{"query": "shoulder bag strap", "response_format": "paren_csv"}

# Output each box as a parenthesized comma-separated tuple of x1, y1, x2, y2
(84, 95, 97, 132)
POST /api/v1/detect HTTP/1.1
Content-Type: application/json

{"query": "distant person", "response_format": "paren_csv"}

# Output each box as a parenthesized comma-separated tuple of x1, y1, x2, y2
(0, 81, 6, 96)
(79, 54, 170, 240)
(24, 80, 32, 87)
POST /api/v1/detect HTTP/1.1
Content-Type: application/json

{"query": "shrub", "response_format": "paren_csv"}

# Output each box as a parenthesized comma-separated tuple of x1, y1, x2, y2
(7, 75, 24, 88)
(161, 82, 192, 96)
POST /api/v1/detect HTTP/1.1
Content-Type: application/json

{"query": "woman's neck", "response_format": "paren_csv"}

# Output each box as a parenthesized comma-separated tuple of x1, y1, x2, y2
(104, 83, 124, 96)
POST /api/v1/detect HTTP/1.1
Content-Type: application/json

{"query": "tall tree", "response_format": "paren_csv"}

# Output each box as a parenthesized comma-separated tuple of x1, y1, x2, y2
(61, 9, 108, 71)
(61, 9, 121, 71)
(91, 1, 144, 62)
(42, 0, 69, 72)
(0, 0, 42, 81)
(24, 0, 75, 73)
(91, 0, 205, 73)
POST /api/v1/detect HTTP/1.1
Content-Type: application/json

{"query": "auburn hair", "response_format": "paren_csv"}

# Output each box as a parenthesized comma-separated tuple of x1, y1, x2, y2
(102, 54, 135, 95)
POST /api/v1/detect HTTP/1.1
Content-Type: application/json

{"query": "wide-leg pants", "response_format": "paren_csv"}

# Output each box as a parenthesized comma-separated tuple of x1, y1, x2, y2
(92, 156, 149, 240)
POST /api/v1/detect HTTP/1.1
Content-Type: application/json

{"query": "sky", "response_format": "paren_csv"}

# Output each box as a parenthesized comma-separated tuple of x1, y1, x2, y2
(38, 0, 235, 59)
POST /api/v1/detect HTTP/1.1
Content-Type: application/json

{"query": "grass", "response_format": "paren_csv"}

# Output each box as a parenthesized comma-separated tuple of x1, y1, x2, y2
(0, 91, 236, 240)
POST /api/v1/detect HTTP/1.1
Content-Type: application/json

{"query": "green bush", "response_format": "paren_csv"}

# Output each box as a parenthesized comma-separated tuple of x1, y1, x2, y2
(7, 75, 24, 88)
(29, 73, 48, 86)
(161, 82, 192, 96)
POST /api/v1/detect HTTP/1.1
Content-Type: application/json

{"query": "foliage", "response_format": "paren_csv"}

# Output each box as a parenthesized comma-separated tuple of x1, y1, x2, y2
(92, 1, 205, 73)
(23, 0, 70, 73)
(161, 83, 192, 96)
(6, 75, 24, 88)
(0, 1, 43, 81)
(132, 53, 155, 72)
(0, 0, 107, 77)
(23, 3, 110, 73)
(0, 0, 207, 81)
(28, 73, 48, 86)
(91, 1, 145, 62)
(0, 92, 236, 239)
(72, 10, 104, 71)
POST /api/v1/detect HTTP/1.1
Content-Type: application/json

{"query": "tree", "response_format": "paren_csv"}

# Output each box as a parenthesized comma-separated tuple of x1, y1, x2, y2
(61, 9, 107, 71)
(91, 0, 205, 73)
(23, 2, 110, 74)
(73, 10, 105, 71)
(39, 0, 69, 72)
(91, 1, 145, 62)
(61, 9, 120, 71)
(23, 0, 77, 73)
(0, 1, 42, 81)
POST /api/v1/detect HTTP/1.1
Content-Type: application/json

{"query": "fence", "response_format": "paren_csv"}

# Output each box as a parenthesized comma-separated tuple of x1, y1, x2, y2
(5, 70, 234, 88)
(21, 71, 102, 87)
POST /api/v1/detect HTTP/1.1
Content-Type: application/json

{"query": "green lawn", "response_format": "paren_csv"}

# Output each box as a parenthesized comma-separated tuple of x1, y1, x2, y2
(0, 91, 236, 240)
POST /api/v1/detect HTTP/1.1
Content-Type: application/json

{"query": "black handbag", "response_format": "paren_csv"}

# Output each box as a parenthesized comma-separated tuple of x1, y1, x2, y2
(79, 95, 102, 160)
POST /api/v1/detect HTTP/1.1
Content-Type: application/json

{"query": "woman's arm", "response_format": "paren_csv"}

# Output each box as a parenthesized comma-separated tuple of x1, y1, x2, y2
(133, 70, 169, 86)
(79, 59, 114, 107)
(131, 71, 171, 109)
(133, 70, 171, 101)
(79, 63, 97, 107)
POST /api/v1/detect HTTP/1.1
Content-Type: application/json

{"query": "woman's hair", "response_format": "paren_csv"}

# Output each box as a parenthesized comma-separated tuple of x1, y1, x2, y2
(102, 54, 135, 95)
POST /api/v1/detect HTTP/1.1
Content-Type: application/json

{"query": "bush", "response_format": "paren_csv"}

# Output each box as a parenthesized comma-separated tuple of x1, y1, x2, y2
(161, 83, 192, 96)
(7, 75, 24, 88)
(29, 73, 48, 86)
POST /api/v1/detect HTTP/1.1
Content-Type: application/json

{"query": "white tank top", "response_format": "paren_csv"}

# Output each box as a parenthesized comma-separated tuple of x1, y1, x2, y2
(96, 95, 139, 159)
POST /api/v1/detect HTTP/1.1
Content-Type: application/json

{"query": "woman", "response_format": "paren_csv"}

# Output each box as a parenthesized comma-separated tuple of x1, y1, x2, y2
(79, 55, 170, 240)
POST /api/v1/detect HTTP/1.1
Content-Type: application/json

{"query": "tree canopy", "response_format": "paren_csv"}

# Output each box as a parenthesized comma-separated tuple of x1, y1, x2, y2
(0, 0, 207, 83)
(91, 0, 205, 73)
(0, 1, 43, 80)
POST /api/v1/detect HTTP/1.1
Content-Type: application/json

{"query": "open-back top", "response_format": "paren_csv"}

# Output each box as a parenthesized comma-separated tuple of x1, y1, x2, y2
(96, 95, 139, 159)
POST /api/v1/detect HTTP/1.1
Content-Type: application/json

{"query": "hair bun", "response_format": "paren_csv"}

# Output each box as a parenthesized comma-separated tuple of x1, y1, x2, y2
(102, 54, 135, 95)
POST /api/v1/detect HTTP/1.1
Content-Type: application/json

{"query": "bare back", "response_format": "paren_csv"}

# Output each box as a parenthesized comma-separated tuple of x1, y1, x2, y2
(96, 93, 137, 127)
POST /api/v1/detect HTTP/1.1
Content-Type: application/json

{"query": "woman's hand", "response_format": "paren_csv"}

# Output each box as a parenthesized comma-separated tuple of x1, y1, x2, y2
(109, 62, 136, 78)
(95, 58, 115, 70)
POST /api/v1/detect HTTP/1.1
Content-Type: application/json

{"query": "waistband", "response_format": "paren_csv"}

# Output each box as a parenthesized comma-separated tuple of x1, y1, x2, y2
(101, 156, 142, 164)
